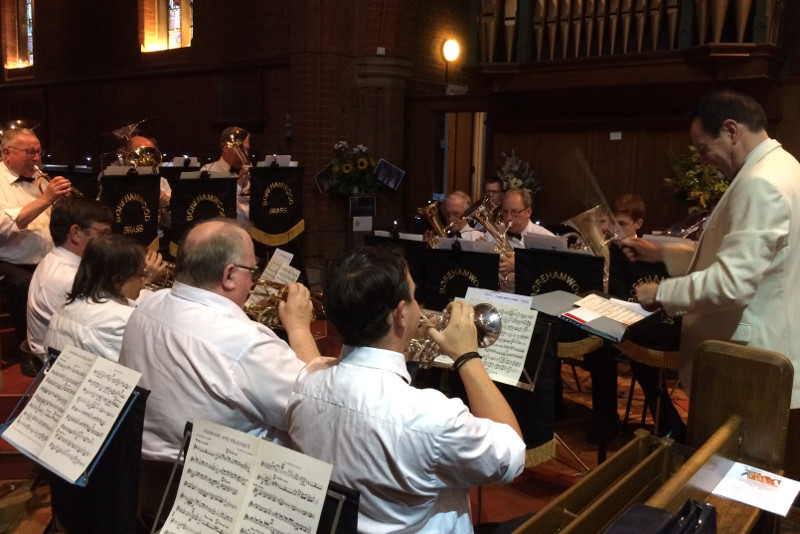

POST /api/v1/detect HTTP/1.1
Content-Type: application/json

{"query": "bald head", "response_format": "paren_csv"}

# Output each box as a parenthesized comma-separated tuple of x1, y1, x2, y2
(175, 220, 255, 304)
(127, 136, 155, 152)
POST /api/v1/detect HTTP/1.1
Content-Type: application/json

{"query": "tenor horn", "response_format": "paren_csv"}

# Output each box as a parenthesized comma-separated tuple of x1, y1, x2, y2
(462, 195, 514, 256)
(407, 303, 502, 368)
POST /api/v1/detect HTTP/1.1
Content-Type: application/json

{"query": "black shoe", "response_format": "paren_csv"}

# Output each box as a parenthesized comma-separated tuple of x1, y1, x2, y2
(19, 353, 43, 377)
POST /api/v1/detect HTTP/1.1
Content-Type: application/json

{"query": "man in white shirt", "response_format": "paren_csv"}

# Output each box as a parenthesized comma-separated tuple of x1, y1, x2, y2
(0, 127, 71, 365)
(286, 246, 526, 533)
(442, 190, 486, 241)
(26, 196, 113, 363)
(118, 218, 320, 462)
(201, 126, 251, 220)
(495, 188, 555, 288)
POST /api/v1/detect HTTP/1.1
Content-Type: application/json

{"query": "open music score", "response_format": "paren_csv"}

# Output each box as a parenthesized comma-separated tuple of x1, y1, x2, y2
(568, 293, 650, 326)
(160, 419, 332, 534)
(434, 288, 538, 389)
(0, 345, 141, 484)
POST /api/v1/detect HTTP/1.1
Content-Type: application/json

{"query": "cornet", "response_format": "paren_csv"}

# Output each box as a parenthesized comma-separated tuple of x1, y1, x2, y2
(407, 303, 502, 368)
(34, 165, 82, 199)
(244, 279, 324, 330)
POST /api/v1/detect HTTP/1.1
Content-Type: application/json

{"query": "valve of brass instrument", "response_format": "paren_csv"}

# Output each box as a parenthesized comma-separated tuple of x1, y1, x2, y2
(244, 279, 324, 330)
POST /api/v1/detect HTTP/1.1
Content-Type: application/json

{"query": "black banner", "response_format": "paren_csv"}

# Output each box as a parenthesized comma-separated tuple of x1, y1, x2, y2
(100, 173, 160, 250)
(249, 166, 305, 246)
(422, 248, 499, 310)
(169, 177, 237, 252)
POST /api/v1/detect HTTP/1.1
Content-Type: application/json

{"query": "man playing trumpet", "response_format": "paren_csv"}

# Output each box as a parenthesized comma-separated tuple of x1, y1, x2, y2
(286, 246, 525, 533)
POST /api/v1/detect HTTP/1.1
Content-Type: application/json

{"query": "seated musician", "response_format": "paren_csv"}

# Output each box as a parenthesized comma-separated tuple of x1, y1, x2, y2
(491, 188, 555, 287)
(585, 194, 686, 442)
(118, 218, 320, 462)
(44, 234, 161, 361)
(286, 246, 525, 533)
(201, 126, 251, 221)
(443, 190, 485, 241)
(26, 197, 114, 366)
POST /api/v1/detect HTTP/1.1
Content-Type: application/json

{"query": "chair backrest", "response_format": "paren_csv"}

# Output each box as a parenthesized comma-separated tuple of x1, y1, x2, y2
(317, 480, 360, 534)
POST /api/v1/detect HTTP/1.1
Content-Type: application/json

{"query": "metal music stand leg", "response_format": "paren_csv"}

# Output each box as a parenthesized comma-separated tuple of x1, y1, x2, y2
(554, 432, 591, 473)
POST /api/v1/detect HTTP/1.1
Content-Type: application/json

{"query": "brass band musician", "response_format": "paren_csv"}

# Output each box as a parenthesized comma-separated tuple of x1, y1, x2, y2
(201, 126, 251, 221)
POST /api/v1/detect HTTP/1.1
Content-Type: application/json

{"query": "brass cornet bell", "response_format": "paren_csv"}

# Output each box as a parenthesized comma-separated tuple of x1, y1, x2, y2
(407, 303, 502, 368)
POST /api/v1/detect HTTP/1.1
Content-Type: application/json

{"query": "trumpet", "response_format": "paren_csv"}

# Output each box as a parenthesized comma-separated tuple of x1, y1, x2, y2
(407, 303, 502, 368)
(244, 279, 324, 329)
(34, 165, 82, 199)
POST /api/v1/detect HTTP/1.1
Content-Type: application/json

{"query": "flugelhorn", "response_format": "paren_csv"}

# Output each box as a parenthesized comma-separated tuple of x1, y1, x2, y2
(407, 303, 502, 368)
(34, 165, 82, 198)
(244, 279, 324, 329)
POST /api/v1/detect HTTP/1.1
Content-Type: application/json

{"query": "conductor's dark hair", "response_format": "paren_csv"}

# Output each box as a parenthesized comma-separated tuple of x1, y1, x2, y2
(324, 246, 411, 347)
(67, 234, 145, 305)
(691, 90, 767, 137)
(49, 196, 113, 246)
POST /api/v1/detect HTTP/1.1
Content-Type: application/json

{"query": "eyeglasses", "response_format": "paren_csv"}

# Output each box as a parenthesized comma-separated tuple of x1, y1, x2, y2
(232, 263, 259, 275)
(8, 147, 44, 156)
(501, 208, 528, 216)
(81, 225, 111, 236)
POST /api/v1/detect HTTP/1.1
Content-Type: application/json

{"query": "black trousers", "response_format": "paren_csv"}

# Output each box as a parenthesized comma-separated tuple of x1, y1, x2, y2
(0, 260, 36, 340)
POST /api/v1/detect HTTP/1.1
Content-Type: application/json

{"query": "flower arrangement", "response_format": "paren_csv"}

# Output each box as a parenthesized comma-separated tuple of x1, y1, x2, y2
(330, 141, 378, 194)
(497, 150, 541, 197)
(664, 146, 728, 212)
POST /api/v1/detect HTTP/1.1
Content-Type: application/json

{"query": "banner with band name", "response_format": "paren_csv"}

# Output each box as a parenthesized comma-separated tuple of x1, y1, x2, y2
(169, 177, 237, 254)
(248, 167, 305, 247)
(422, 248, 500, 310)
(100, 173, 161, 250)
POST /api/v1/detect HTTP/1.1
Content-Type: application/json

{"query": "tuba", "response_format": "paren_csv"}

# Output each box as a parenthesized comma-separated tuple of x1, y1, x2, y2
(407, 303, 502, 368)
(417, 200, 448, 249)
(244, 279, 324, 329)
(125, 146, 163, 173)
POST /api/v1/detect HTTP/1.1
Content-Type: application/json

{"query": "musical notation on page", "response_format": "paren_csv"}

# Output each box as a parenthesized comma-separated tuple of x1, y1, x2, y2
(571, 293, 650, 325)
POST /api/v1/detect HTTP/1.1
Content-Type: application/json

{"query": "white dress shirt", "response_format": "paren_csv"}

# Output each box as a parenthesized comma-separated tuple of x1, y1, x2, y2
(202, 158, 249, 221)
(119, 282, 305, 461)
(508, 220, 555, 248)
(27, 246, 81, 359)
(44, 296, 137, 362)
(0, 161, 53, 264)
(286, 346, 526, 534)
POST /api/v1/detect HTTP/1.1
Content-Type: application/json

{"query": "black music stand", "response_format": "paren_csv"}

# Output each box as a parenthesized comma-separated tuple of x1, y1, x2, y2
(168, 174, 237, 254)
(99, 171, 161, 250)
(420, 248, 499, 310)
(364, 234, 427, 303)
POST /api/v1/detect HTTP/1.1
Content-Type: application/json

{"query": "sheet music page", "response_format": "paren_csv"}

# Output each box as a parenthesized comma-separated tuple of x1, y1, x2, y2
(161, 420, 258, 534)
(161, 419, 332, 534)
(573, 293, 650, 325)
(236, 436, 333, 534)
(1, 345, 95, 458)
(263, 249, 294, 281)
(2, 345, 141, 483)
(272, 262, 300, 285)
(461, 293, 538, 387)
(39, 348, 141, 482)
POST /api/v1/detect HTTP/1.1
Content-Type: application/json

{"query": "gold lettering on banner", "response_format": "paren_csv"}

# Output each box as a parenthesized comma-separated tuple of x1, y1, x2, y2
(439, 269, 481, 295)
(261, 182, 294, 215)
(114, 193, 151, 224)
(186, 194, 226, 222)
(530, 270, 580, 295)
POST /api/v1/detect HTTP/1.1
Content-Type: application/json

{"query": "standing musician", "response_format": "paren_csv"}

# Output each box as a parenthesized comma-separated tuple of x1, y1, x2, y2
(202, 126, 251, 221)
(0, 127, 71, 356)
(286, 246, 525, 533)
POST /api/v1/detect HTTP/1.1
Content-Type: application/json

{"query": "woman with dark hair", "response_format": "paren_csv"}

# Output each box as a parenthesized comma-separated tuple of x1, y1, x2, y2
(44, 234, 161, 361)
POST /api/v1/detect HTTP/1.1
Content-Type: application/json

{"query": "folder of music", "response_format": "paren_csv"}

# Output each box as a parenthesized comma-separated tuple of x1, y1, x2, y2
(0, 345, 142, 486)
(530, 290, 660, 343)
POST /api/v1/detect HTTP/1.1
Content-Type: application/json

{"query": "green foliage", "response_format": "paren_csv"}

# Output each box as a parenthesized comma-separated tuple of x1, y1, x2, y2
(664, 146, 728, 211)
(331, 141, 378, 194)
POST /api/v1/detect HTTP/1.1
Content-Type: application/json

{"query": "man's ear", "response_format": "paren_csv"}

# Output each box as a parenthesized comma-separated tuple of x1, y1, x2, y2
(634, 218, 643, 231)
(220, 263, 237, 291)
(722, 119, 739, 141)
(68, 223, 83, 245)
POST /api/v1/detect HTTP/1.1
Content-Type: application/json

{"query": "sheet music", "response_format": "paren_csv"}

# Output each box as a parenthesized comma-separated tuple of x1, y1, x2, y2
(573, 293, 650, 325)
(160, 419, 332, 534)
(1, 345, 141, 483)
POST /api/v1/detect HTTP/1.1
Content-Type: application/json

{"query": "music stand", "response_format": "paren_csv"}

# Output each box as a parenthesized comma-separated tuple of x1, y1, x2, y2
(99, 170, 161, 250)
(420, 248, 499, 310)
(168, 173, 237, 254)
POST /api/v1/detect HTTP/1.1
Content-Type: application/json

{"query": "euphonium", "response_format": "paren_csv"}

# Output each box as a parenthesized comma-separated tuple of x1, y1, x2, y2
(407, 303, 502, 368)
(244, 279, 324, 329)
(125, 146, 163, 173)
(417, 200, 447, 249)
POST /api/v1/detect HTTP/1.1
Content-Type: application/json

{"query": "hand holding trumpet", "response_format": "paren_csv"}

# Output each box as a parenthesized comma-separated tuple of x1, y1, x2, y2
(426, 301, 479, 360)
(278, 283, 316, 331)
(40, 175, 72, 205)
